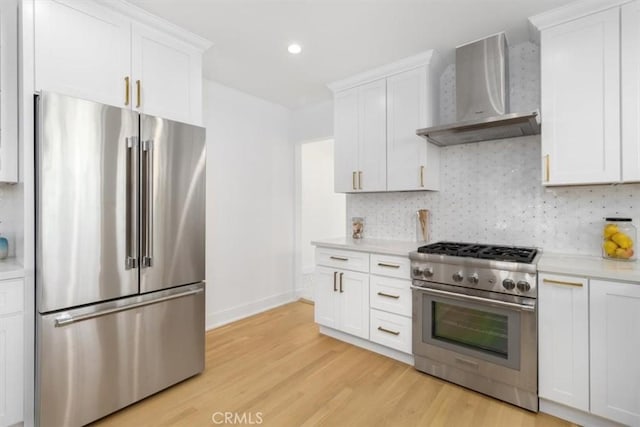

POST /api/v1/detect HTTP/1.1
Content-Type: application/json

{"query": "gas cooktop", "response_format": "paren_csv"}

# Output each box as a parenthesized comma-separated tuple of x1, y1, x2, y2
(417, 241, 538, 264)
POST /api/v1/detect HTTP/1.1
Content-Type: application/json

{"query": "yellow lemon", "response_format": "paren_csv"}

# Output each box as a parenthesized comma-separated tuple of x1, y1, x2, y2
(615, 247, 634, 259)
(612, 232, 632, 249)
(603, 240, 618, 256)
(604, 224, 619, 239)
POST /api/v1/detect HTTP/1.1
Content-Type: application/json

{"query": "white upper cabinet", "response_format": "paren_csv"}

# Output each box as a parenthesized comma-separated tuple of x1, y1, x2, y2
(132, 23, 203, 124)
(539, 7, 621, 185)
(590, 279, 640, 426)
(34, 0, 209, 125)
(35, 0, 130, 109)
(329, 51, 440, 193)
(0, 0, 19, 183)
(386, 67, 439, 191)
(532, 0, 640, 186)
(622, 0, 640, 182)
(357, 79, 387, 192)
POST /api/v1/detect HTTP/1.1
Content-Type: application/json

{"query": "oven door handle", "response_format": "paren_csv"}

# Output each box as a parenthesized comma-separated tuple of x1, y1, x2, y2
(411, 285, 535, 312)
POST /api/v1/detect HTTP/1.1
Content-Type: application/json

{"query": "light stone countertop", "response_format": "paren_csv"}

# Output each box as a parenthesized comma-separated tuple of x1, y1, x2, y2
(311, 237, 423, 257)
(0, 259, 24, 281)
(538, 252, 640, 283)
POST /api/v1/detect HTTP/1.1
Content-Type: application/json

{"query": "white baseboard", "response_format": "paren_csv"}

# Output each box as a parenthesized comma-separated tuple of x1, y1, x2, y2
(319, 325, 414, 365)
(206, 291, 296, 330)
(539, 399, 625, 427)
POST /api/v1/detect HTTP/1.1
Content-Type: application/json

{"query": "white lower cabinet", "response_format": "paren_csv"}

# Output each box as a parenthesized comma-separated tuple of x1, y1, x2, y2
(538, 273, 589, 411)
(0, 278, 23, 426)
(539, 272, 640, 426)
(314, 247, 413, 359)
(314, 266, 369, 339)
(590, 279, 640, 426)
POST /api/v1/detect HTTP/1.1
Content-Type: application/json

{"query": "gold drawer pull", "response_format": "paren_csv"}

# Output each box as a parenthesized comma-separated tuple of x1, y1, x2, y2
(124, 76, 130, 106)
(136, 79, 141, 108)
(542, 278, 583, 287)
(377, 292, 400, 299)
(545, 154, 550, 182)
(377, 326, 400, 336)
(330, 256, 348, 261)
(377, 262, 400, 269)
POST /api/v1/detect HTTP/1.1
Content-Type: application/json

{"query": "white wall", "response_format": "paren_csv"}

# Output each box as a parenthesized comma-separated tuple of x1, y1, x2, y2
(290, 99, 333, 143)
(299, 140, 345, 299)
(203, 79, 295, 329)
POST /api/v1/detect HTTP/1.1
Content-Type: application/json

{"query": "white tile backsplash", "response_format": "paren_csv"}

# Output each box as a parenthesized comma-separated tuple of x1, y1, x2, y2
(346, 42, 639, 256)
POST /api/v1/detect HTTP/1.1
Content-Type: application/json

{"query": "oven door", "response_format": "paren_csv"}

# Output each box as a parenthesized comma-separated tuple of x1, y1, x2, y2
(412, 281, 536, 388)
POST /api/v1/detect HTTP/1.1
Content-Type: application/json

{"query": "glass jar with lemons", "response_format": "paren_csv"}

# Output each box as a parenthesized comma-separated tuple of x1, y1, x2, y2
(602, 218, 636, 261)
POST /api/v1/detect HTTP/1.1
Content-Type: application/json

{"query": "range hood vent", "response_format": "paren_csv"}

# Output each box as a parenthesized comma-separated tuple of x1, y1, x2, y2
(417, 32, 540, 146)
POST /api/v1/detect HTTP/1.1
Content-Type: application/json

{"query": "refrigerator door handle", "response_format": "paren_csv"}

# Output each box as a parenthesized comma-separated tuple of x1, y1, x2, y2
(142, 139, 154, 268)
(53, 287, 204, 327)
(125, 136, 139, 270)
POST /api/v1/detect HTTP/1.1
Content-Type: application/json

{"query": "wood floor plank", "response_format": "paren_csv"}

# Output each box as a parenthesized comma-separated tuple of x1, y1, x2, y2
(91, 301, 576, 427)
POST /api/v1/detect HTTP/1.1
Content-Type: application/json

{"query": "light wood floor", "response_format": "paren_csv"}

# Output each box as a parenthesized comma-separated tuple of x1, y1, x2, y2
(93, 301, 576, 427)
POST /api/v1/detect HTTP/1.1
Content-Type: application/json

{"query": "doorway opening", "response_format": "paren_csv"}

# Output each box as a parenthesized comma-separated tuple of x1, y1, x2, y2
(297, 138, 345, 300)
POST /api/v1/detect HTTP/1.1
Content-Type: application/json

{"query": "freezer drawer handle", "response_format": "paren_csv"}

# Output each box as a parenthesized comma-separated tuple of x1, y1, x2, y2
(53, 288, 203, 327)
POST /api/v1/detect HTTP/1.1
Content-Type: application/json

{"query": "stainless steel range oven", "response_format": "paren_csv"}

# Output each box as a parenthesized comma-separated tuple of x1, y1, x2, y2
(410, 242, 540, 412)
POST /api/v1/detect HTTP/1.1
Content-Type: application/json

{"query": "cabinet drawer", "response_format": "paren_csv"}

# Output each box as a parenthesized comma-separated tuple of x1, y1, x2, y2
(370, 309, 412, 354)
(315, 247, 369, 273)
(370, 275, 411, 317)
(370, 253, 411, 279)
(0, 279, 23, 315)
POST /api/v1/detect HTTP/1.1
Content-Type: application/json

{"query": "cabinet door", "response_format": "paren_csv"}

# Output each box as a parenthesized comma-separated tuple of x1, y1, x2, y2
(538, 274, 589, 411)
(314, 267, 338, 329)
(541, 8, 620, 185)
(590, 279, 640, 426)
(386, 67, 439, 191)
(132, 23, 202, 125)
(0, 0, 19, 183)
(34, 0, 130, 108)
(337, 270, 369, 339)
(357, 79, 387, 192)
(334, 88, 360, 192)
(622, 1, 640, 182)
(0, 313, 23, 426)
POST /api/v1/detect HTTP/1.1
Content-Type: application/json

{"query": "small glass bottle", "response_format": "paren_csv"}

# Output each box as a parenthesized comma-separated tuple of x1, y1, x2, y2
(352, 217, 364, 239)
(602, 217, 636, 261)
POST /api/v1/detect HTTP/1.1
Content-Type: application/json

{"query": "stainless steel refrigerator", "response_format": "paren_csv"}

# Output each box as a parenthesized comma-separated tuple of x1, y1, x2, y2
(35, 92, 206, 427)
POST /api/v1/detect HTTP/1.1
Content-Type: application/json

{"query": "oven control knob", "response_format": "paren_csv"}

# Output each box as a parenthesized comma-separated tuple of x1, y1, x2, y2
(502, 278, 516, 290)
(452, 271, 464, 282)
(423, 267, 434, 277)
(517, 281, 531, 292)
(467, 273, 479, 284)
(412, 267, 424, 277)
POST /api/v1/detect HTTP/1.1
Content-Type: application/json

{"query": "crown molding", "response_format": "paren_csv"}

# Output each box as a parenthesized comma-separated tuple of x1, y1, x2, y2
(529, 0, 632, 31)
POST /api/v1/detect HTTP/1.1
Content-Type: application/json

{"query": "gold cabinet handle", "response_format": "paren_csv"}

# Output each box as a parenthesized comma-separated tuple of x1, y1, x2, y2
(377, 326, 400, 336)
(377, 262, 400, 269)
(124, 76, 130, 106)
(377, 291, 400, 299)
(330, 256, 348, 261)
(136, 80, 141, 108)
(420, 165, 425, 187)
(358, 171, 362, 190)
(545, 154, 550, 182)
(352, 171, 357, 190)
(542, 278, 583, 287)
(339, 272, 344, 293)
(333, 271, 337, 292)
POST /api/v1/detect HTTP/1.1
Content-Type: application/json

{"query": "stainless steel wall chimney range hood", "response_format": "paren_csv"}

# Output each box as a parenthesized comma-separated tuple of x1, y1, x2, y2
(417, 32, 540, 146)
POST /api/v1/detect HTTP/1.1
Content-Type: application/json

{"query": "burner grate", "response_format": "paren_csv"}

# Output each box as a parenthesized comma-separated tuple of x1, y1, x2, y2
(417, 241, 538, 263)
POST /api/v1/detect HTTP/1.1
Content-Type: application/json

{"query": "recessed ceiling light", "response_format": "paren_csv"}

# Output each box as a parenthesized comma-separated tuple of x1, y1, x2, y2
(288, 43, 302, 55)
